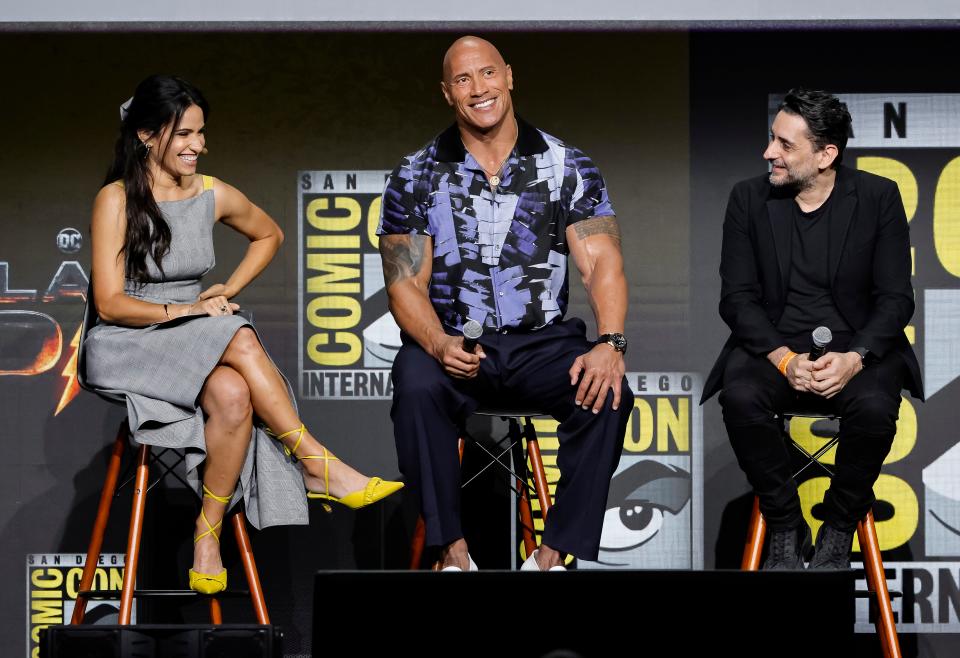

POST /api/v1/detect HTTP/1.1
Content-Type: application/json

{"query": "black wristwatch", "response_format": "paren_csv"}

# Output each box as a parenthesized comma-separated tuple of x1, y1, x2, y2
(597, 333, 628, 354)
(851, 346, 871, 366)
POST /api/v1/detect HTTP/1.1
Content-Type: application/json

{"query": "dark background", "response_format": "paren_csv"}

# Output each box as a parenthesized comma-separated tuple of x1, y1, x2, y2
(0, 31, 688, 657)
(2, 27, 959, 657)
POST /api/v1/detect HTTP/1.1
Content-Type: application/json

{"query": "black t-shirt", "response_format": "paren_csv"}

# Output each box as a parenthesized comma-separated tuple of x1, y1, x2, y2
(775, 190, 852, 343)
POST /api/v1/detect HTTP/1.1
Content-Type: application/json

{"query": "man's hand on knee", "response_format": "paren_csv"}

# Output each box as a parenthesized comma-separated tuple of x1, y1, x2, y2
(432, 334, 485, 379)
(569, 344, 626, 413)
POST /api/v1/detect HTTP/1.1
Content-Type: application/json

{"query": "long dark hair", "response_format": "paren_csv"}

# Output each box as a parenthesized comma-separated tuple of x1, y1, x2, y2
(104, 75, 209, 282)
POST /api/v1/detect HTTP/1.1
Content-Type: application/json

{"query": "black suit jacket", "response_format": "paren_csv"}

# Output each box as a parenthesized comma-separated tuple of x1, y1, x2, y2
(701, 165, 923, 403)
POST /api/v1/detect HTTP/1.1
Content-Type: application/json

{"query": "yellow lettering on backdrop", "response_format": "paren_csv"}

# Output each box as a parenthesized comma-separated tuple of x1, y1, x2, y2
(306, 253, 361, 294)
(66, 568, 82, 599)
(857, 156, 918, 220)
(31, 570, 62, 588)
(799, 476, 830, 541)
(30, 600, 61, 630)
(933, 156, 960, 278)
(623, 399, 654, 452)
(853, 475, 919, 552)
(306, 197, 361, 231)
(623, 398, 690, 453)
(887, 397, 918, 464)
(307, 333, 361, 367)
(306, 235, 361, 250)
(789, 417, 838, 464)
(368, 196, 382, 249)
(799, 469, 918, 551)
(657, 398, 689, 452)
(307, 296, 360, 330)
(857, 156, 918, 342)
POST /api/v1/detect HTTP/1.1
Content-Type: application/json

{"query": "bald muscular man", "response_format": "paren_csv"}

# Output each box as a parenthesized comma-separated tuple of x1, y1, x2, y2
(378, 36, 634, 571)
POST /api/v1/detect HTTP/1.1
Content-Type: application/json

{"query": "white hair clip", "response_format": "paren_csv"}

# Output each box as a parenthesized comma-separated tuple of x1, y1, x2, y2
(119, 96, 134, 121)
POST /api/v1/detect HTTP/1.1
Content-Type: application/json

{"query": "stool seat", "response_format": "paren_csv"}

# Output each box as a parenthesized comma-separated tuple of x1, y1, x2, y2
(80, 588, 254, 599)
(780, 409, 838, 420)
(473, 408, 548, 419)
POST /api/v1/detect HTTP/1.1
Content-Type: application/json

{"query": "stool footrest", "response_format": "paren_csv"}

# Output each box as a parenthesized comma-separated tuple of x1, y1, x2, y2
(854, 589, 902, 600)
(80, 588, 252, 599)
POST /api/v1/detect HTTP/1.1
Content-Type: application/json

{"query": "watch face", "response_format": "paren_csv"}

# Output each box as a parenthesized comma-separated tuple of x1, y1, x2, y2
(603, 333, 627, 352)
(611, 334, 627, 351)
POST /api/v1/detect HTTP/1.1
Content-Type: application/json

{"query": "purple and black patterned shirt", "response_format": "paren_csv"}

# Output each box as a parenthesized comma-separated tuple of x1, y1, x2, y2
(378, 117, 615, 334)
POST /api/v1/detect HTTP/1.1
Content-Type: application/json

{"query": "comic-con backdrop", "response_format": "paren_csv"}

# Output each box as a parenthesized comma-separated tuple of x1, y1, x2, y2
(2, 29, 959, 657)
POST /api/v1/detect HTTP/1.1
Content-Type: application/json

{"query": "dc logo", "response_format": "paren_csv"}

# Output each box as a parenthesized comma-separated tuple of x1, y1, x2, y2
(57, 228, 82, 254)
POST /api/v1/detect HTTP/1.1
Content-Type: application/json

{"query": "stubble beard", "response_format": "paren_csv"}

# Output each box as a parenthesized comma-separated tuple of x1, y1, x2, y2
(769, 167, 816, 193)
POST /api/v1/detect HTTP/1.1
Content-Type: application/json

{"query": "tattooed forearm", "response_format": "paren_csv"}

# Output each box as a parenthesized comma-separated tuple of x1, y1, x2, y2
(379, 234, 429, 286)
(573, 216, 621, 242)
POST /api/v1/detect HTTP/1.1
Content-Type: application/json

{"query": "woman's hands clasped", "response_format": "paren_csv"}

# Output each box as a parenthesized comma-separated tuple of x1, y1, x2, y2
(185, 285, 239, 317)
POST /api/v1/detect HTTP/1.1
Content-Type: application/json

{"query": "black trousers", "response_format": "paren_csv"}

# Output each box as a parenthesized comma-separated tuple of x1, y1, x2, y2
(390, 318, 634, 561)
(719, 345, 905, 532)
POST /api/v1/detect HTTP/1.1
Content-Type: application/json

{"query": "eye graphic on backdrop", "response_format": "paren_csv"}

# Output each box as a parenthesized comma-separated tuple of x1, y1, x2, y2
(598, 461, 691, 558)
(604, 502, 665, 550)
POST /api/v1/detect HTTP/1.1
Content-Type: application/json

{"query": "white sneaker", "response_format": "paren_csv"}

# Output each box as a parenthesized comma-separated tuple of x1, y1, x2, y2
(440, 553, 478, 572)
(520, 549, 567, 572)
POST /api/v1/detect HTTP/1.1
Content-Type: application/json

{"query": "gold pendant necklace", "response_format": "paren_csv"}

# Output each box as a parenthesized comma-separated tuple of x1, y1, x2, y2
(486, 151, 510, 188)
(482, 119, 518, 189)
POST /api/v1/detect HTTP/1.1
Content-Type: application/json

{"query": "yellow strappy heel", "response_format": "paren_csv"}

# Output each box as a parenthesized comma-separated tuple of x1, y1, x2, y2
(268, 423, 404, 513)
(188, 485, 231, 595)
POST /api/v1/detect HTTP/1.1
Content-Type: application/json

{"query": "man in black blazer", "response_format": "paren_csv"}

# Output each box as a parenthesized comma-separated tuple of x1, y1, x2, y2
(702, 89, 922, 570)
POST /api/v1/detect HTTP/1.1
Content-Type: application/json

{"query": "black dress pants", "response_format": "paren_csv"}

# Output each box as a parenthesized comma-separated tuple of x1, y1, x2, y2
(719, 345, 904, 532)
(390, 318, 634, 561)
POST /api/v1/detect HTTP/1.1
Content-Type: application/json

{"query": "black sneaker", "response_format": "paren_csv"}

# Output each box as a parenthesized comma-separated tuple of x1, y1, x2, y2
(762, 523, 811, 570)
(809, 523, 855, 570)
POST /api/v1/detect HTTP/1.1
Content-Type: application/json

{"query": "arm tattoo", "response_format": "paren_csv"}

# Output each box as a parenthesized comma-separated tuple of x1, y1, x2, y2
(573, 216, 621, 242)
(380, 234, 429, 286)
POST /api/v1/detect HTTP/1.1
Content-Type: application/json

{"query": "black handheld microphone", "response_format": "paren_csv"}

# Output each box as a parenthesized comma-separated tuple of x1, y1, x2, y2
(462, 319, 483, 353)
(809, 326, 832, 361)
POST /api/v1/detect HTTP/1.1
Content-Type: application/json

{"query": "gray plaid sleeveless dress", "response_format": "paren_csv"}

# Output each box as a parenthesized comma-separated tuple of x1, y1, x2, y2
(82, 177, 308, 529)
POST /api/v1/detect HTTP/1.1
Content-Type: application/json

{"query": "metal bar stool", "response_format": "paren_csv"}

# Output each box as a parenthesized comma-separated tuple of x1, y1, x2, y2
(69, 422, 270, 626)
(409, 408, 553, 569)
(72, 287, 269, 626)
(740, 410, 900, 658)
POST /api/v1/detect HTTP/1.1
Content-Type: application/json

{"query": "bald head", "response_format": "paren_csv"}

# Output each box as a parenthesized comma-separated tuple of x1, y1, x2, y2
(440, 35, 515, 134)
(442, 36, 507, 81)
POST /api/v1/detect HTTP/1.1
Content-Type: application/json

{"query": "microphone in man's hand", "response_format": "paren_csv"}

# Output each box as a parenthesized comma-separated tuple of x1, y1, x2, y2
(809, 326, 832, 361)
(462, 319, 483, 353)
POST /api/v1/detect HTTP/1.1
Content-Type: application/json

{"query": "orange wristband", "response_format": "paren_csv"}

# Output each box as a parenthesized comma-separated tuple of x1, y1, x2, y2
(777, 351, 798, 376)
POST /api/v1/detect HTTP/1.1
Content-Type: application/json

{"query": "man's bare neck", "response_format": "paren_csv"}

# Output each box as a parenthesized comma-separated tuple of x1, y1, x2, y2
(459, 114, 518, 173)
(795, 168, 837, 213)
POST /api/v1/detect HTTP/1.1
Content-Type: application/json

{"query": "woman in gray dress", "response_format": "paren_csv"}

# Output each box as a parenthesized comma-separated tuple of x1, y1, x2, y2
(84, 75, 402, 595)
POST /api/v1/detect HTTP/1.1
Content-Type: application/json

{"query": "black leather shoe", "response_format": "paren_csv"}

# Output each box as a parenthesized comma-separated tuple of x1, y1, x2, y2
(809, 523, 855, 570)
(762, 523, 811, 570)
